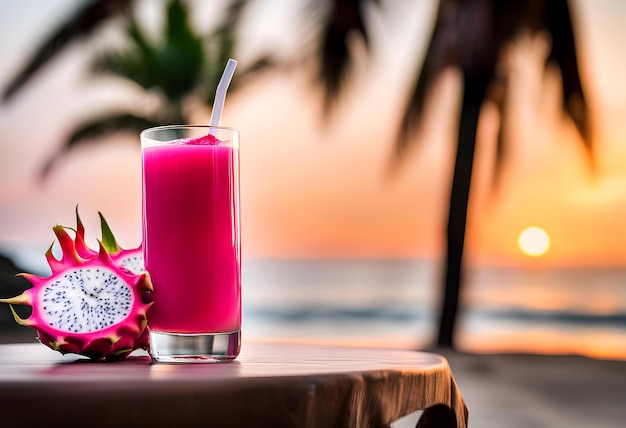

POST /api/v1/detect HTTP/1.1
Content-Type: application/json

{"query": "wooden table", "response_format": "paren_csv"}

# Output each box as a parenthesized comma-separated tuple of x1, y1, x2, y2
(0, 342, 467, 428)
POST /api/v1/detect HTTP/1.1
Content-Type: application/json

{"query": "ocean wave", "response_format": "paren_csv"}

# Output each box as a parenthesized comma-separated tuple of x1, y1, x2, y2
(246, 306, 432, 323)
(475, 309, 626, 327)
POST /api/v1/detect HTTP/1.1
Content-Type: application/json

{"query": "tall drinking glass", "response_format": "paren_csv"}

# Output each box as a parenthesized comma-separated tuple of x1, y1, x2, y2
(141, 125, 241, 362)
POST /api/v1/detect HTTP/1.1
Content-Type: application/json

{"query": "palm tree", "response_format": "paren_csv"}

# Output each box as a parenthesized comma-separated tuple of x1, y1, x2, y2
(314, 0, 591, 348)
(2, 0, 269, 179)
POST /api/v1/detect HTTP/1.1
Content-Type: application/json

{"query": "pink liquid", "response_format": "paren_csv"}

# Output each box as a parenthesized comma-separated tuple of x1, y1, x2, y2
(142, 134, 240, 334)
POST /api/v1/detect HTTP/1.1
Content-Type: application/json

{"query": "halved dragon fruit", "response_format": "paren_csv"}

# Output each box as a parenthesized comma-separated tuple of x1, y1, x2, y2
(0, 225, 152, 361)
(73, 207, 144, 275)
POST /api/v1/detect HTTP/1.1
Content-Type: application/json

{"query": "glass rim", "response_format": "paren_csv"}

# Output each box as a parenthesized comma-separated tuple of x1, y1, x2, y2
(140, 124, 238, 139)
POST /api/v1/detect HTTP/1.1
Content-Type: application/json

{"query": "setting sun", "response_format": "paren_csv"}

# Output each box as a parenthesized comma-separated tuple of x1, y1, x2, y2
(518, 227, 551, 257)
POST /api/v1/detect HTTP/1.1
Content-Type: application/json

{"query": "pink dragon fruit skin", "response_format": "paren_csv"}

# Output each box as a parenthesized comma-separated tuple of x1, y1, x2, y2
(0, 225, 153, 361)
(74, 207, 144, 275)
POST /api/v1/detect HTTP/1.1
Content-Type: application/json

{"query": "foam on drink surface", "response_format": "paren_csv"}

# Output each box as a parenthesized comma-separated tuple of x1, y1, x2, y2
(169, 134, 220, 146)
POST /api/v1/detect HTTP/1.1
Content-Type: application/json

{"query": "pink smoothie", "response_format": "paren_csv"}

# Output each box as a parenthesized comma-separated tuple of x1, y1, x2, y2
(142, 134, 240, 334)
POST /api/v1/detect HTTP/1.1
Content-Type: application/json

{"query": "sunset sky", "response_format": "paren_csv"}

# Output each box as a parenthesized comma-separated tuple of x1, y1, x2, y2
(0, 0, 625, 271)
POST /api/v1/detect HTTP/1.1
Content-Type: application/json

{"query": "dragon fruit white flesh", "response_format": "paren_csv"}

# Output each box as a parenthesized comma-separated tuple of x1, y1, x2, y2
(0, 225, 153, 361)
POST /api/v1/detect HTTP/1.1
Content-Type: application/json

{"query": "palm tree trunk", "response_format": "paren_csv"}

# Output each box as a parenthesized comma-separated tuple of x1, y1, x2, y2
(437, 72, 490, 348)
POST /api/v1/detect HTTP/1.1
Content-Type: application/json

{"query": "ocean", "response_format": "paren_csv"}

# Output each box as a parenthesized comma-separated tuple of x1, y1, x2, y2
(241, 259, 626, 360)
(5, 248, 626, 360)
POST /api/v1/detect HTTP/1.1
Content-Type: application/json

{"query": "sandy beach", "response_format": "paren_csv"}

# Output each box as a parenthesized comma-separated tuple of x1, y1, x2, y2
(439, 350, 626, 428)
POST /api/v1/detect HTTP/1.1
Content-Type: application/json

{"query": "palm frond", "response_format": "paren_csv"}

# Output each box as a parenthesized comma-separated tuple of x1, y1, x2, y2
(396, 0, 591, 165)
(153, 0, 205, 102)
(545, 0, 591, 152)
(39, 113, 158, 180)
(395, 2, 458, 159)
(2, 0, 131, 102)
(66, 113, 158, 148)
(395, 0, 466, 160)
(490, 77, 509, 191)
(317, 0, 378, 114)
(92, 14, 158, 87)
(91, 0, 205, 104)
(91, 31, 157, 91)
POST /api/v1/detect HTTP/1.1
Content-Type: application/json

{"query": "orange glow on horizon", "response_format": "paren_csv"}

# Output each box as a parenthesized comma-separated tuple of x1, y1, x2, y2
(457, 329, 626, 361)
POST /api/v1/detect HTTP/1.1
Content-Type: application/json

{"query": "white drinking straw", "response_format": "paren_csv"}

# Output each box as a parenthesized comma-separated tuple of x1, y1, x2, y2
(209, 58, 238, 131)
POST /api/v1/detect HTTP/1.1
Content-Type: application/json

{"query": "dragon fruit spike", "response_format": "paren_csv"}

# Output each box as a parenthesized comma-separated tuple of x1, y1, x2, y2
(0, 225, 153, 361)
(98, 211, 122, 254)
(73, 205, 97, 260)
(97, 211, 144, 275)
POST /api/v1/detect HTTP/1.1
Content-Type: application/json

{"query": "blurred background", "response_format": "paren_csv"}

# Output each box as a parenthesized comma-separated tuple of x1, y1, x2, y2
(0, 0, 625, 360)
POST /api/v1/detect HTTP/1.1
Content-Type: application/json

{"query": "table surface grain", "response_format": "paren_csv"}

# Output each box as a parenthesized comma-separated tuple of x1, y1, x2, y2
(0, 341, 467, 428)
